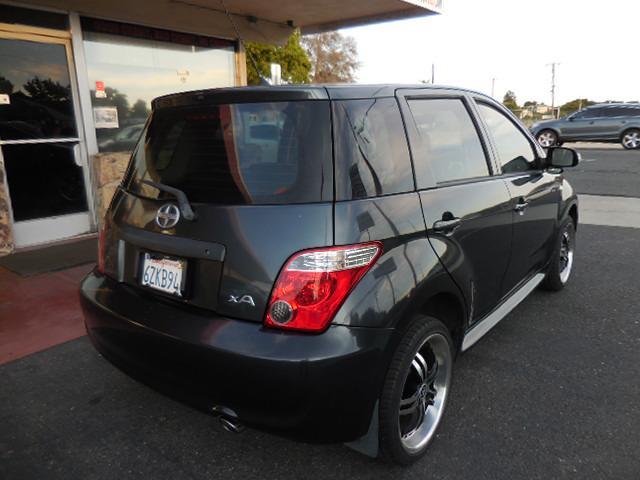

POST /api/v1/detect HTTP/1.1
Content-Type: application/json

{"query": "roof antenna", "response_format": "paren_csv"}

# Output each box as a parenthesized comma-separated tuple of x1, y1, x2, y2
(218, 0, 271, 86)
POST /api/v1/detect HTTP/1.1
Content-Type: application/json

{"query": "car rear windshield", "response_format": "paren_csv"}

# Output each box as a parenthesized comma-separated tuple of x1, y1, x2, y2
(124, 101, 332, 205)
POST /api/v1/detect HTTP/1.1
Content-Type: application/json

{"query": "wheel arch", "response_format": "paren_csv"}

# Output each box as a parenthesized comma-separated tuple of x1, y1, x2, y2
(418, 292, 466, 351)
(620, 126, 640, 135)
(620, 126, 640, 141)
(568, 203, 578, 230)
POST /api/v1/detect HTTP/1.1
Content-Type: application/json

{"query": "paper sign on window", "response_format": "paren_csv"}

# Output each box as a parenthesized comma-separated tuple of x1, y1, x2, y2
(93, 107, 119, 129)
(95, 81, 107, 99)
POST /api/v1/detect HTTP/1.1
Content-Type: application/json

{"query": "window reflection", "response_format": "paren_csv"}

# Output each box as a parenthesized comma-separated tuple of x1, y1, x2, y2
(477, 104, 536, 174)
(409, 99, 489, 184)
(0, 39, 76, 140)
(333, 98, 413, 200)
(83, 29, 236, 154)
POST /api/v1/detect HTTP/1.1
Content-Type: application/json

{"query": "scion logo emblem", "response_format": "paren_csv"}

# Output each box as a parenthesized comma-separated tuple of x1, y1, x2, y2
(155, 203, 180, 229)
(228, 294, 256, 307)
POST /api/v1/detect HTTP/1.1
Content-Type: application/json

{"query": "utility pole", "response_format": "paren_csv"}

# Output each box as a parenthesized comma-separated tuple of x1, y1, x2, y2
(491, 77, 496, 98)
(431, 63, 435, 84)
(546, 62, 560, 118)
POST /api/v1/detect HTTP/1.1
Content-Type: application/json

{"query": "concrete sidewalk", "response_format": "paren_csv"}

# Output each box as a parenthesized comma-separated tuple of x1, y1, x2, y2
(565, 142, 625, 150)
(578, 194, 640, 229)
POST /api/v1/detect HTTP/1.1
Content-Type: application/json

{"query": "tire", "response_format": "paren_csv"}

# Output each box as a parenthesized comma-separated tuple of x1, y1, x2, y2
(621, 129, 640, 149)
(537, 129, 559, 148)
(541, 217, 576, 291)
(379, 316, 454, 465)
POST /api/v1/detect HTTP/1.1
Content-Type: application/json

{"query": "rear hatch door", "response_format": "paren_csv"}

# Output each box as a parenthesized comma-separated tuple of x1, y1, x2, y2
(105, 88, 333, 322)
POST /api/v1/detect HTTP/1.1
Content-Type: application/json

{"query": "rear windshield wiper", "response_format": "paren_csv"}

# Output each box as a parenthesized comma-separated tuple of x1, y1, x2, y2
(140, 180, 197, 221)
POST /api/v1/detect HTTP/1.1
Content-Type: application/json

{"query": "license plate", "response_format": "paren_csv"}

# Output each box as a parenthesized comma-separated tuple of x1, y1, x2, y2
(140, 253, 186, 297)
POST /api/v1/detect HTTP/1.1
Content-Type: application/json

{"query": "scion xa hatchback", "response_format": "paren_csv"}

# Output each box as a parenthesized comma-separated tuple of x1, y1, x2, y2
(80, 85, 579, 465)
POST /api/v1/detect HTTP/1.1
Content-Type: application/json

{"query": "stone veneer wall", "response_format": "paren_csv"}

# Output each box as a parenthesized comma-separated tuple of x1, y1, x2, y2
(93, 151, 131, 224)
(0, 157, 14, 256)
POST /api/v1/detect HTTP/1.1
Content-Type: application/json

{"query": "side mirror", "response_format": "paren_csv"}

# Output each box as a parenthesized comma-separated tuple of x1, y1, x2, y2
(568, 116, 574, 122)
(547, 147, 580, 168)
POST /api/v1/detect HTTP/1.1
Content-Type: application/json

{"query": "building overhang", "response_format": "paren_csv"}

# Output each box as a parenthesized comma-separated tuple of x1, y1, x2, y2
(17, 0, 442, 43)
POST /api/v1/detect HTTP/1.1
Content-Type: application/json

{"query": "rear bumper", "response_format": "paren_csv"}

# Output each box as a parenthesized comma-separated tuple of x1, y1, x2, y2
(80, 271, 394, 442)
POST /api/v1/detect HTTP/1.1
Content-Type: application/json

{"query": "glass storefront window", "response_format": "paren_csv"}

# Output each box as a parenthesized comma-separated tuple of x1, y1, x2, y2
(82, 21, 236, 154)
(0, 39, 77, 140)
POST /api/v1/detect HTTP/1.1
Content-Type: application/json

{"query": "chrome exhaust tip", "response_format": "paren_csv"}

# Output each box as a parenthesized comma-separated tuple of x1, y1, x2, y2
(211, 405, 244, 433)
(219, 416, 244, 434)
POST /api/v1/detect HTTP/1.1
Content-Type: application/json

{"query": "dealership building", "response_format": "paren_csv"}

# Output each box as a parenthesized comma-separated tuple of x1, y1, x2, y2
(0, 0, 441, 256)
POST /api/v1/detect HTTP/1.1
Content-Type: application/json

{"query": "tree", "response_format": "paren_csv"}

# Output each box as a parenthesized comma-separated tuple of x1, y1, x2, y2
(559, 98, 595, 116)
(302, 31, 360, 83)
(23, 77, 70, 103)
(503, 90, 519, 113)
(130, 99, 149, 120)
(0, 76, 13, 95)
(245, 30, 311, 85)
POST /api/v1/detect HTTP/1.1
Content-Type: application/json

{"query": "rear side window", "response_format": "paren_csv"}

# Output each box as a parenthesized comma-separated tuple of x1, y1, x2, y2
(477, 103, 537, 174)
(607, 106, 640, 117)
(125, 101, 332, 204)
(333, 98, 413, 200)
(407, 98, 489, 185)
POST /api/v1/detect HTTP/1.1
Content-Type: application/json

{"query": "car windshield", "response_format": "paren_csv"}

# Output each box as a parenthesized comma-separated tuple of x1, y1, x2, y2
(124, 100, 332, 205)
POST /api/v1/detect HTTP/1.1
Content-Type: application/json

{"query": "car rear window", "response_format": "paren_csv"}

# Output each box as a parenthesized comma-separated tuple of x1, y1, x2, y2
(124, 101, 332, 205)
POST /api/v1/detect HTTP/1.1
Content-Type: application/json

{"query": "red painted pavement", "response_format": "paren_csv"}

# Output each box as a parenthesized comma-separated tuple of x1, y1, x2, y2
(0, 264, 93, 365)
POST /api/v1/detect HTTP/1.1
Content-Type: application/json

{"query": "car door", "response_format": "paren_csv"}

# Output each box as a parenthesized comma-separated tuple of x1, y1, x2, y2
(474, 100, 561, 295)
(560, 108, 603, 140)
(597, 106, 636, 140)
(588, 106, 625, 140)
(398, 90, 513, 323)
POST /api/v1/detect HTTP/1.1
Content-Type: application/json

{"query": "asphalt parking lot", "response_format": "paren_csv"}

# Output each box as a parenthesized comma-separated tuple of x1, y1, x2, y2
(1, 147, 639, 480)
(564, 144, 640, 197)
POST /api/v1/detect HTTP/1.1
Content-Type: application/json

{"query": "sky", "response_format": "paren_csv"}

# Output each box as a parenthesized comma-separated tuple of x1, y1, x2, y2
(341, 0, 640, 106)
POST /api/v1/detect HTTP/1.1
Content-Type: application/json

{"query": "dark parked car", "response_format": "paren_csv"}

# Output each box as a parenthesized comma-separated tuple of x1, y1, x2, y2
(531, 103, 640, 149)
(80, 84, 579, 465)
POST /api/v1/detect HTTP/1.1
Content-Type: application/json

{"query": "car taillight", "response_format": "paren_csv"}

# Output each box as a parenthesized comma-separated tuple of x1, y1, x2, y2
(265, 242, 382, 333)
(97, 226, 106, 274)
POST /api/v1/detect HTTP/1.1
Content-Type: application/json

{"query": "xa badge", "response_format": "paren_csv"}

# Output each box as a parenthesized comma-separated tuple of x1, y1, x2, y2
(228, 294, 256, 307)
(156, 203, 180, 229)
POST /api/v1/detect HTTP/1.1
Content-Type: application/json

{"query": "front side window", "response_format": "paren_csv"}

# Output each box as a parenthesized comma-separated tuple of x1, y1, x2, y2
(333, 98, 413, 200)
(575, 108, 604, 119)
(408, 98, 489, 185)
(572, 109, 594, 120)
(125, 101, 332, 205)
(477, 103, 537, 174)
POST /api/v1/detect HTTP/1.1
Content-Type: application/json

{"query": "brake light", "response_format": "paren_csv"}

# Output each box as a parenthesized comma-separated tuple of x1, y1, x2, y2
(265, 242, 382, 333)
(97, 226, 106, 274)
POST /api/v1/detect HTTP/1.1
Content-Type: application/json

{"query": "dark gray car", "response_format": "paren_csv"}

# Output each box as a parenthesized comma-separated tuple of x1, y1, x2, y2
(531, 103, 640, 149)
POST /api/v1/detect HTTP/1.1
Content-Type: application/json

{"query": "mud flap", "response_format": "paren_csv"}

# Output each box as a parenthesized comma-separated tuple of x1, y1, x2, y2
(344, 401, 379, 458)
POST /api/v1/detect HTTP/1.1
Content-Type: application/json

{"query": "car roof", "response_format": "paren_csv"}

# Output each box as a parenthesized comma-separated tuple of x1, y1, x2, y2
(152, 83, 492, 109)
(588, 103, 640, 109)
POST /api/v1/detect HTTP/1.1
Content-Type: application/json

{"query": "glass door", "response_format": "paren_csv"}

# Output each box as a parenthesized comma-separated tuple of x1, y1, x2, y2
(0, 30, 92, 247)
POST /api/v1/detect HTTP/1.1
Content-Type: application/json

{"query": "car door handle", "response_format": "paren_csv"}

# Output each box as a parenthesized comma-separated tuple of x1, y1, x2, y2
(432, 217, 461, 234)
(514, 200, 529, 213)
